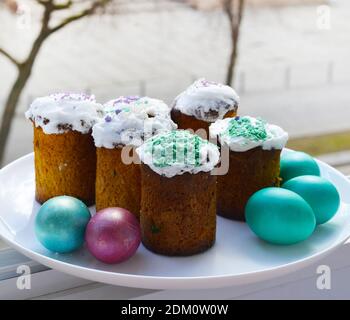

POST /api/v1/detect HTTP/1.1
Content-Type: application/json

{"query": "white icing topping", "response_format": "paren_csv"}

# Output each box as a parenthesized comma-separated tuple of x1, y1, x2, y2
(25, 93, 104, 134)
(92, 96, 177, 148)
(103, 95, 141, 114)
(209, 116, 289, 152)
(173, 78, 240, 122)
(136, 130, 220, 178)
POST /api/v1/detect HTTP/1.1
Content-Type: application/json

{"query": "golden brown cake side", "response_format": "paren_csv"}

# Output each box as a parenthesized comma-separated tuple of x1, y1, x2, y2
(95, 147, 140, 218)
(171, 109, 236, 138)
(140, 164, 216, 256)
(33, 125, 96, 206)
(217, 147, 281, 221)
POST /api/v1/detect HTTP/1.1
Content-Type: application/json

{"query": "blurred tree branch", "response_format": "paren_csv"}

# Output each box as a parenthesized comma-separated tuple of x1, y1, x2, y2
(0, 47, 20, 67)
(0, 0, 113, 165)
(223, 0, 245, 86)
(49, 0, 110, 34)
(188, 0, 245, 86)
(37, 0, 73, 10)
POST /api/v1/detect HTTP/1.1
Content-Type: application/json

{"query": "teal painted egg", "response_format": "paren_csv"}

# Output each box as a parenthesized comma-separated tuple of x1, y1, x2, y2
(245, 188, 316, 245)
(280, 150, 320, 182)
(283, 175, 340, 225)
(35, 196, 91, 253)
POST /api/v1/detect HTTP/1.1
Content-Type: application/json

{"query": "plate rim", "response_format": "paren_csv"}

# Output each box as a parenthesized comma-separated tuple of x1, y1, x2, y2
(0, 152, 349, 290)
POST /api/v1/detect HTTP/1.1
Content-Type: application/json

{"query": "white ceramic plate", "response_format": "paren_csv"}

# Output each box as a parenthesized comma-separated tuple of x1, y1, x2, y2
(0, 152, 349, 290)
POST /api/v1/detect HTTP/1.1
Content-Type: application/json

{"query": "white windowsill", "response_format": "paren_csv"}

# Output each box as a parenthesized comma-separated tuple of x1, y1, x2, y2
(1, 237, 349, 300)
(1, 241, 349, 300)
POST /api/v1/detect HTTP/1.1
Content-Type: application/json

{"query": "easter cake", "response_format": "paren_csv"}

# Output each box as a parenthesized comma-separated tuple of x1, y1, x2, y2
(136, 130, 220, 256)
(24, 83, 345, 268)
(171, 78, 239, 137)
(25, 93, 103, 206)
(210, 116, 289, 221)
(92, 96, 177, 217)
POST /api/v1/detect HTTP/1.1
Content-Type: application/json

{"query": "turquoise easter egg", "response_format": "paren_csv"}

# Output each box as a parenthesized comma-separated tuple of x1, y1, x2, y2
(283, 175, 340, 225)
(245, 187, 316, 245)
(280, 150, 320, 182)
(35, 196, 91, 253)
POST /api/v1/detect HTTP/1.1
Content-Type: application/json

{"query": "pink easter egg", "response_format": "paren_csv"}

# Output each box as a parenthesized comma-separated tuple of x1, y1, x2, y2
(85, 207, 141, 264)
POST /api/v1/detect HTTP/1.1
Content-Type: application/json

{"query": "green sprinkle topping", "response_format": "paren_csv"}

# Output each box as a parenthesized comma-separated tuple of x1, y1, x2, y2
(151, 225, 161, 234)
(144, 130, 211, 168)
(226, 117, 268, 141)
(134, 98, 149, 107)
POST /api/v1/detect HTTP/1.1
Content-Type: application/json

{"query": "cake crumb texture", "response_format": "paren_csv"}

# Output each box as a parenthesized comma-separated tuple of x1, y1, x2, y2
(34, 126, 96, 206)
(218, 147, 281, 220)
(140, 164, 216, 256)
(96, 147, 140, 218)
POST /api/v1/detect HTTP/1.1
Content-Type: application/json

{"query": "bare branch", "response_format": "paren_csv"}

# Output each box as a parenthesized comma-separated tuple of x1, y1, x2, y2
(36, 0, 73, 10)
(0, 47, 20, 67)
(237, 0, 244, 26)
(52, 0, 73, 10)
(48, 0, 111, 34)
(36, 0, 54, 7)
(224, 0, 245, 85)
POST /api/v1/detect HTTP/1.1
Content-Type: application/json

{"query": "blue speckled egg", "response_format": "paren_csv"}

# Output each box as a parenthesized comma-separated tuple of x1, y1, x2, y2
(245, 187, 316, 245)
(280, 150, 320, 182)
(283, 175, 340, 225)
(35, 196, 91, 253)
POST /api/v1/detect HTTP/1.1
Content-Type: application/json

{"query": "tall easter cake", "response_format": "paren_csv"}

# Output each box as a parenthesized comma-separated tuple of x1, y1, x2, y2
(136, 130, 220, 256)
(171, 78, 239, 137)
(25, 93, 103, 205)
(210, 116, 289, 220)
(92, 96, 176, 217)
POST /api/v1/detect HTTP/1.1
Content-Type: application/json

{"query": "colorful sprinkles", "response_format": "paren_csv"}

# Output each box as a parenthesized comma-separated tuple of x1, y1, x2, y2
(198, 79, 220, 87)
(105, 115, 112, 122)
(103, 96, 141, 115)
(225, 117, 268, 142)
(50, 93, 95, 102)
(144, 130, 211, 168)
(112, 96, 140, 106)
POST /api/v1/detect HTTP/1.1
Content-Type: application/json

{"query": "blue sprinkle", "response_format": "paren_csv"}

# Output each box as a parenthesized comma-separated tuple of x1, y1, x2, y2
(105, 115, 112, 122)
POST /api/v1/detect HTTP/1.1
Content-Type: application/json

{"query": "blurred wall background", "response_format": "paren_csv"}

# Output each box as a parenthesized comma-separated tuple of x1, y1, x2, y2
(0, 0, 349, 168)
